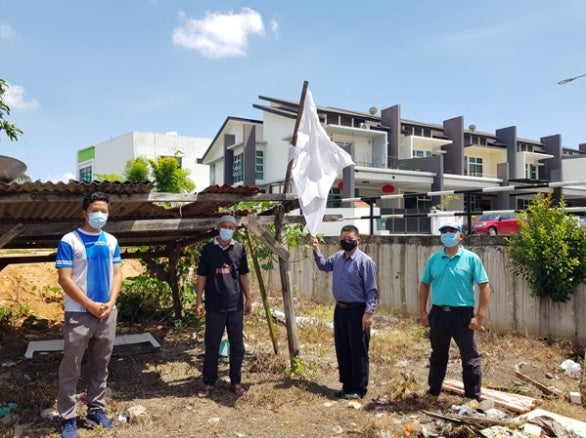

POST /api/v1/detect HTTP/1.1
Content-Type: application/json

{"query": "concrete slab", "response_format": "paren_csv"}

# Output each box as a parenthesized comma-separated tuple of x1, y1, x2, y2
(24, 332, 161, 359)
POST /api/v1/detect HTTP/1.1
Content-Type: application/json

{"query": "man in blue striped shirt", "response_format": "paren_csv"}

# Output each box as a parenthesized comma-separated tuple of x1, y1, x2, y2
(55, 192, 122, 438)
(310, 225, 378, 400)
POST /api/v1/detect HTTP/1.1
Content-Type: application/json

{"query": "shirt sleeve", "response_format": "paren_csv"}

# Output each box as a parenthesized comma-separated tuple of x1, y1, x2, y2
(113, 242, 122, 265)
(56, 240, 73, 268)
(473, 254, 489, 284)
(239, 246, 250, 275)
(421, 254, 434, 284)
(313, 249, 334, 272)
(362, 258, 378, 314)
(197, 244, 210, 276)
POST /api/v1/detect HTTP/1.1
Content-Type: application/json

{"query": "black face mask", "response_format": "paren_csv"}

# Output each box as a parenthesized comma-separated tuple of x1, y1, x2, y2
(340, 239, 358, 252)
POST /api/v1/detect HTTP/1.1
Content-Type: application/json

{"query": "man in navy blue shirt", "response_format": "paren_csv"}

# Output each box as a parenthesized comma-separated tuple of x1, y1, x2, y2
(310, 225, 378, 399)
(196, 215, 251, 397)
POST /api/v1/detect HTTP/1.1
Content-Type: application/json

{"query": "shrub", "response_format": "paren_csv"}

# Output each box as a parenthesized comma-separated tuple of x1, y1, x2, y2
(117, 275, 174, 323)
(506, 194, 586, 302)
(0, 303, 13, 327)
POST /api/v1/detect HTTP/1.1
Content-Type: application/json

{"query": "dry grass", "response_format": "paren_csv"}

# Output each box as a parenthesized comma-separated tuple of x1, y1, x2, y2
(2, 283, 586, 437)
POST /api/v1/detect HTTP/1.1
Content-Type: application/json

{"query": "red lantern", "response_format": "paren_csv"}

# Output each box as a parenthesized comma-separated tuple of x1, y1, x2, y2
(382, 184, 395, 194)
(337, 181, 344, 191)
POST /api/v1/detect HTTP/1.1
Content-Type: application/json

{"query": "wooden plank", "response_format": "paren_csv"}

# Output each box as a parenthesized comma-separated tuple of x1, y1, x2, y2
(442, 379, 538, 413)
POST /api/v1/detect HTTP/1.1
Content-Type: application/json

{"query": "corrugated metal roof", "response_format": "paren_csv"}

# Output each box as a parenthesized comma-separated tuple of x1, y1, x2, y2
(0, 181, 263, 252)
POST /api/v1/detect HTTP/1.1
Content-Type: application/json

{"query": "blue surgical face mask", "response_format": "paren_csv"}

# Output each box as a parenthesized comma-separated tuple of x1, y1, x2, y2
(440, 232, 459, 248)
(219, 228, 234, 241)
(88, 211, 108, 229)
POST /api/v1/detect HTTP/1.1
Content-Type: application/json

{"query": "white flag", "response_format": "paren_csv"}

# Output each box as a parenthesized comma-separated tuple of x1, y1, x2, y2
(288, 89, 354, 236)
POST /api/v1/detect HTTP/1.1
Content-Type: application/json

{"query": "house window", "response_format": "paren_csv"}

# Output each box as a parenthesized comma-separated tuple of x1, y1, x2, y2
(517, 198, 532, 210)
(525, 163, 537, 179)
(233, 153, 243, 183)
(404, 195, 431, 210)
(209, 163, 216, 186)
(466, 157, 483, 177)
(255, 150, 264, 180)
(79, 166, 92, 183)
(413, 150, 432, 158)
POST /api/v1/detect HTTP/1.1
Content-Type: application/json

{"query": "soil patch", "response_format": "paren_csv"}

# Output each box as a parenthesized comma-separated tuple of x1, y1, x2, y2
(0, 261, 585, 437)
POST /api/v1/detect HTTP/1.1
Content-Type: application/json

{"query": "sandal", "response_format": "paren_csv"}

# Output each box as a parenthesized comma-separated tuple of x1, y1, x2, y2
(230, 384, 247, 396)
(197, 384, 214, 398)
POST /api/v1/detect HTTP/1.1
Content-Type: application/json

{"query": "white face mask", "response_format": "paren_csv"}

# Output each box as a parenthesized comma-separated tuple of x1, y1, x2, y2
(88, 211, 108, 229)
(219, 228, 234, 241)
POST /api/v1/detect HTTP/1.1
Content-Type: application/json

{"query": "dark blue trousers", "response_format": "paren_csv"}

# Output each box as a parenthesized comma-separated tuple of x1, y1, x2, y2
(428, 306, 481, 398)
(203, 309, 244, 386)
(333, 304, 370, 395)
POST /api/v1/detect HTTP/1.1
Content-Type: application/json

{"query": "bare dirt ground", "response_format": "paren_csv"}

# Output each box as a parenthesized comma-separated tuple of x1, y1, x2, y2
(1, 261, 586, 437)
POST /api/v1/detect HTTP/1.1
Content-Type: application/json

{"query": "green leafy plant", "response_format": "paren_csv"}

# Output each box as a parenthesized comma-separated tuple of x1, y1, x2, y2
(118, 275, 174, 323)
(0, 303, 13, 327)
(0, 79, 23, 142)
(506, 194, 586, 302)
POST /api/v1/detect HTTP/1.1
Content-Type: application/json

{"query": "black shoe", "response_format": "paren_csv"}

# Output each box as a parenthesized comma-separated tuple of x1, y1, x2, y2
(343, 392, 361, 400)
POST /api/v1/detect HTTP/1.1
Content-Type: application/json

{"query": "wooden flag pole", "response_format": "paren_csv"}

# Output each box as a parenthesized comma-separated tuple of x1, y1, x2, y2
(274, 80, 309, 364)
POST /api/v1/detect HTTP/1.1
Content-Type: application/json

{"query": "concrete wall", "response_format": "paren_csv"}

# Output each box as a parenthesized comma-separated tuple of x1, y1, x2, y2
(264, 235, 586, 345)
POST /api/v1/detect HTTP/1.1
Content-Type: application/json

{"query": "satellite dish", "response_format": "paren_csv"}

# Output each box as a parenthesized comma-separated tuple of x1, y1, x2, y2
(368, 106, 377, 116)
(0, 155, 27, 182)
(468, 124, 477, 132)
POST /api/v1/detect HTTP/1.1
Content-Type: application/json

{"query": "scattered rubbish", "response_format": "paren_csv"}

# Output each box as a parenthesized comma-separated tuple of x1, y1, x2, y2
(560, 359, 581, 379)
(522, 423, 542, 436)
(373, 316, 398, 325)
(0, 403, 17, 418)
(40, 408, 59, 420)
(569, 391, 581, 405)
(208, 417, 220, 424)
(126, 404, 150, 424)
(442, 379, 537, 413)
(331, 425, 343, 434)
(116, 412, 129, 423)
(271, 310, 319, 327)
(219, 339, 229, 357)
(323, 401, 336, 407)
(515, 362, 564, 397)
(347, 401, 361, 410)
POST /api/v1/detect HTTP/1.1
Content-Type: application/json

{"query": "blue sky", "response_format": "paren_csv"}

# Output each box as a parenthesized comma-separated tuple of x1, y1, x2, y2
(1, 0, 586, 181)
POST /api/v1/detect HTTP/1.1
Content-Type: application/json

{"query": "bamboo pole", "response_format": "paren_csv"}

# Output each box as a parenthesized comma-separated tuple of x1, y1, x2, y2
(244, 226, 279, 354)
(274, 80, 309, 364)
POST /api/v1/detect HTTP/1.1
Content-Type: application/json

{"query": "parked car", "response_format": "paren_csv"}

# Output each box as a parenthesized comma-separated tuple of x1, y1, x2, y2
(466, 213, 521, 236)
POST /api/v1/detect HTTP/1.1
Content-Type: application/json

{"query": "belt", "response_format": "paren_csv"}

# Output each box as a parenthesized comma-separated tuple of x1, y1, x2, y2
(336, 301, 365, 309)
(432, 305, 474, 312)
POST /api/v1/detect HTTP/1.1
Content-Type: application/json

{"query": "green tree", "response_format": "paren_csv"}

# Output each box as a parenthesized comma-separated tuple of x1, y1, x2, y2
(124, 157, 150, 182)
(0, 79, 23, 142)
(149, 156, 195, 193)
(506, 193, 586, 302)
(94, 173, 122, 182)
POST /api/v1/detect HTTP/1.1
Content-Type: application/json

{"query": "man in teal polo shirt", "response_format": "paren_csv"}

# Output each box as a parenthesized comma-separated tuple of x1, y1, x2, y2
(418, 221, 491, 400)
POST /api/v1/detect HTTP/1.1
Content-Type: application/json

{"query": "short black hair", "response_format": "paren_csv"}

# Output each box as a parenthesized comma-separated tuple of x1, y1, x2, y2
(341, 224, 359, 235)
(82, 192, 110, 210)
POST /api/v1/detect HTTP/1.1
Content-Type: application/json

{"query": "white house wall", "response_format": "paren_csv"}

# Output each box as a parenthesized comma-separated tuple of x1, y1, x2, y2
(563, 156, 586, 181)
(262, 112, 296, 185)
(90, 131, 211, 191)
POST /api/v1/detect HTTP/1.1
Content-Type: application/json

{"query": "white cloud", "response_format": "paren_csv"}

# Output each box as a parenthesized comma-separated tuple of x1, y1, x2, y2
(43, 171, 76, 183)
(172, 7, 269, 59)
(270, 19, 279, 35)
(0, 23, 15, 39)
(4, 84, 40, 111)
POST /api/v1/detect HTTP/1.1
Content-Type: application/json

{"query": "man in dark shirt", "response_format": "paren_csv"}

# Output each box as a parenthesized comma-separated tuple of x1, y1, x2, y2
(310, 225, 378, 399)
(196, 215, 251, 397)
